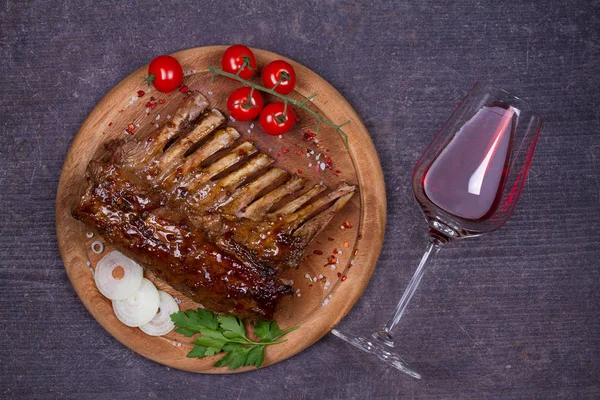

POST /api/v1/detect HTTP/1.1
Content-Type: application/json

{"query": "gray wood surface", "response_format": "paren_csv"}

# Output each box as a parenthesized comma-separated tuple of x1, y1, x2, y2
(1, 1, 599, 399)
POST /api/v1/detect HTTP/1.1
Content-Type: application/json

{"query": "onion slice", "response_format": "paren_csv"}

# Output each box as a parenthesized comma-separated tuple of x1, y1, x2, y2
(112, 278, 160, 327)
(94, 251, 144, 300)
(139, 291, 179, 336)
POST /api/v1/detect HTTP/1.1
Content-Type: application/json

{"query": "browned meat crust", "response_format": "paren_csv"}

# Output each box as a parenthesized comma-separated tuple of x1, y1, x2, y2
(74, 91, 355, 320)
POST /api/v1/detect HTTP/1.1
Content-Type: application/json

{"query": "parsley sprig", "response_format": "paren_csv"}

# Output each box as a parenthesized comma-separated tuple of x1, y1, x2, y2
(170, 309, 298, 370)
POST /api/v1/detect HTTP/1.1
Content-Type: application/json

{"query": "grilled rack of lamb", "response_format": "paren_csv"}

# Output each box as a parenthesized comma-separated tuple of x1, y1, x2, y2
(74, 91, 355, 320)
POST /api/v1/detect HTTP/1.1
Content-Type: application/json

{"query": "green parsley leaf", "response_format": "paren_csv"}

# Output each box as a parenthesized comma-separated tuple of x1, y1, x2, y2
(254, 320, 283, 342)
(170, 308, 298, 370)
(217, 315, 247, 340)
(245, 346, 265, 368)
(186, 345, 208, 359)
(170, 309, 219, 332)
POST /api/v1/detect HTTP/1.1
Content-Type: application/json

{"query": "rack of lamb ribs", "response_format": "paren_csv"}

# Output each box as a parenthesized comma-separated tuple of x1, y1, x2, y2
(74, 91, 355, 320)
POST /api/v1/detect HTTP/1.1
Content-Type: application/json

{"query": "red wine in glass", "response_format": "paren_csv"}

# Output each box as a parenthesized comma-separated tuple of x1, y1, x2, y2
(423, 104, 516, 221)
(332, 82, 542, 378)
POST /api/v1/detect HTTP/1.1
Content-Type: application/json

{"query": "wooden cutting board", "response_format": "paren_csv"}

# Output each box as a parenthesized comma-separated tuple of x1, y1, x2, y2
(55, 46, 386, 373)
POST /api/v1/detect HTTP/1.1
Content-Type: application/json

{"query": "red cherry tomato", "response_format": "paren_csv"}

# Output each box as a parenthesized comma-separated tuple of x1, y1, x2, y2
(259, 102, 296, 136)
(145, 55, 183, 93)
(221, 45, 257, 80)
(226, 87, 264, 121)
(262, 60, 296, 95)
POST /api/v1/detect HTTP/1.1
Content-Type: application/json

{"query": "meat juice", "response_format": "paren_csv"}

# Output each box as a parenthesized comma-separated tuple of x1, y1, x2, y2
(423, 105, 517, 220)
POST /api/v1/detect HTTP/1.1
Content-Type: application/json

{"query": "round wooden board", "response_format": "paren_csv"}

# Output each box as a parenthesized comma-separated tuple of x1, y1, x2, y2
(55, 46, 386, 373)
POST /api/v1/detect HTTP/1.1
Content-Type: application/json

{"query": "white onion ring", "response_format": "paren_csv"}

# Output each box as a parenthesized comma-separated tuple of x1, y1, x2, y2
(91, 240, 104, 254)
(94, 251, 143, 300)
(139, 291, 179, 336)
(112, 278, 159, 327)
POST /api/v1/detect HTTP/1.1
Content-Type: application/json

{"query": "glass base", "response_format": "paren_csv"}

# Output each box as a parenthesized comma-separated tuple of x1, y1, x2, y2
(331, 329, 422, 379)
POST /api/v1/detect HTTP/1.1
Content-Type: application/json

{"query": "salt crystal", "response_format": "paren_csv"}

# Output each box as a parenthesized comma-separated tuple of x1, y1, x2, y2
(315, 139, 319, 144)
(155, 123, 160, 128)
(324, 281, 331, 288)
(89, 267, 94, 276)
(328, 294, 333, 298)
(313, 277, 317, 282)
(321, 298, 330, 307)
(247, 129, 252, 134)
(290, 280, 294, 285)
(86, 260, 91, 266)
(216, 253, 222, 262)
(297, 293, 302, 297)
(146, 108, 151, 114)
(308, 163, 313, 167)
(156, 114, 161, 120)
(208, 91, 213, 95)
(304, 273, 311, 279)
(337, 250, 342, 255)
(316, 154, 321, 161)
(230, 116, 236, 122)
(318, 274, 324, 279)
(296, 288, 300, 293)
(174, 297, 182, 304)
(330, 264, 336, 270)
(167, 114, 172, 119)
(278, 135, 283, 139)
(320, 162, 326, 171)
(250, 123, 254, 128)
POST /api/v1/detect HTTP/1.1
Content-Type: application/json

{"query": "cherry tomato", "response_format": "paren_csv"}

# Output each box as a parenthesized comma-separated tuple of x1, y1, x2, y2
(145, 55, 183, 93)
(226, 87, 264, 121)
(262, 60, 296, 95)
(221, 45, 257, 80)
(259, 102, 296, 136)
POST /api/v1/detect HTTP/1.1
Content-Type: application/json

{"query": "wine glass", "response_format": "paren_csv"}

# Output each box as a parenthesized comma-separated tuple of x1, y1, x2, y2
(331, 82, 543, 379)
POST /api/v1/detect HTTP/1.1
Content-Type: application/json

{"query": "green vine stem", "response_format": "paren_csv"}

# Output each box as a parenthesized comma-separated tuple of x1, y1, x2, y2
(209, 66, 350, 148)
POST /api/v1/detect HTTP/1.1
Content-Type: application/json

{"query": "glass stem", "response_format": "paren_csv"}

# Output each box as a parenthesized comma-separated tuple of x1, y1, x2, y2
(377, 239, 442, 344)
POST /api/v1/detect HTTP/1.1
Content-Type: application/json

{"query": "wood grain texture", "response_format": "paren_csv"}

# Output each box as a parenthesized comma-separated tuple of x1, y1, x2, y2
(1, 0, 599, 399)
(55, 46, 386, 373)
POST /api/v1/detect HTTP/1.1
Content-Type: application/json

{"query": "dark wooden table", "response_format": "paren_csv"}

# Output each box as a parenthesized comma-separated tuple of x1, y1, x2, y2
(1, 1, 599, 399)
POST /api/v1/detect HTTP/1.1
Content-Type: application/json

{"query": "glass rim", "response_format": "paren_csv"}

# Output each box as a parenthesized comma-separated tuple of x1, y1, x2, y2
(471, 80, 528, 106)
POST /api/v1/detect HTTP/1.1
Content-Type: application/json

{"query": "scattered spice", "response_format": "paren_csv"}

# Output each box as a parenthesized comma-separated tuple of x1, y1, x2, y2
(108, 121, 113, 127)
(341, 275, 347, 282)
(159, 99, 165, 104)
(325, 156, 334, 170)
(313, 250, 323, 255)
(343, 220, 352, 229)
(297, 169, 303, 174)
(282, 147, 289, 154)
(343, 241, 349, 248)
(303, 129, 318, 143)
(328, 237, 334, 241)
(179, 85, 189, 93)
(137, 90, 145, 97)
(354, 249, 359, 256)
(125, 123, 136, 135)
